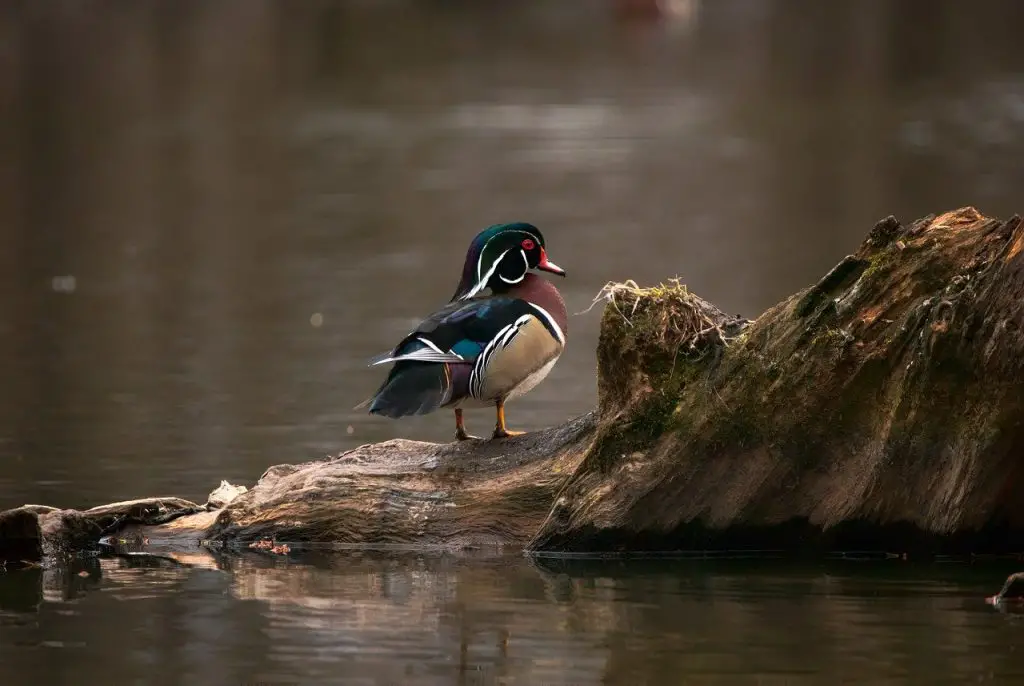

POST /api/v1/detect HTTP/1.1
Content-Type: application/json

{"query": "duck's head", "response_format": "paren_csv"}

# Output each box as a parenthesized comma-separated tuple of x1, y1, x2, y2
(450, 222, 565, 301)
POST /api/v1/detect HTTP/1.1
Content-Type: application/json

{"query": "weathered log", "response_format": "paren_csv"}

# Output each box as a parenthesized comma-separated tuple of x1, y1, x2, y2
(2, 207, 1023, 560)
(0, 417, 596, 560)
(529, 207, 1024, 555)
(204, 413, 596, 546)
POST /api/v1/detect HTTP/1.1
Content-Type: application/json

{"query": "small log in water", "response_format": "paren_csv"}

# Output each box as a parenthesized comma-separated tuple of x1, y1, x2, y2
(0, 498, 204, 567)
(988, 572, 1024, 608)
(2, 208, 1024, 565)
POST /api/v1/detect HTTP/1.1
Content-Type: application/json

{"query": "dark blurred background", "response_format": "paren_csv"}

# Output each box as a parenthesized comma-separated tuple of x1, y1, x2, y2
(4, 0, 1024, 508)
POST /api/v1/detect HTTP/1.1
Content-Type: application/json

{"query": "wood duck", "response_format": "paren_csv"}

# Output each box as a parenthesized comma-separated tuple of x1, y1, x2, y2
(361, 222, 567, 441)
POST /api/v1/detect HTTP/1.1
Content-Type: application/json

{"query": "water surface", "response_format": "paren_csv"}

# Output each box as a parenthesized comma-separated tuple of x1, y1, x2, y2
(1, 552, 1023, 685)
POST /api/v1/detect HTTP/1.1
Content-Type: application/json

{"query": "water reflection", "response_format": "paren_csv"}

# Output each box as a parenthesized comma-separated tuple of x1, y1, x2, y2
(1, 552, 1023, 685)
(5, 0, 1024, 509)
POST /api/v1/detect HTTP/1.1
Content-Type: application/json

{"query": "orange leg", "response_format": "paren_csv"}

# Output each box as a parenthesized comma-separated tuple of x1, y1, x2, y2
(454, 409, 477, 441)
(492, 399, 525, 439)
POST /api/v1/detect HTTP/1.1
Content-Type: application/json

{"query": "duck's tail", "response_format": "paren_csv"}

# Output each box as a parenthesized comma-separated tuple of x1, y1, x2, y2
(359, 362, 470, 418)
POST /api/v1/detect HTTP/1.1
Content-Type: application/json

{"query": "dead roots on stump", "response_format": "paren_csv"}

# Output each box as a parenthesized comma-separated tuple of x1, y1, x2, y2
(2, 207, 1024, 564)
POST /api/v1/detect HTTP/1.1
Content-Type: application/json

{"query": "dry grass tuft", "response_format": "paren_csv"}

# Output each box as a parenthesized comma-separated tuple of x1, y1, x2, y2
(581, 278, 742, 357)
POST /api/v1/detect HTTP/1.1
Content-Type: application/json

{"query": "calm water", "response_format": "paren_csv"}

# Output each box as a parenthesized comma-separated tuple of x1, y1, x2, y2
(4, 1, 1024, 682)
(1, 552, 1023, 685)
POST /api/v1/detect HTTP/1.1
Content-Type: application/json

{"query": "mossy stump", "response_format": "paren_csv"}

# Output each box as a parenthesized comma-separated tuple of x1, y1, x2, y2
(530, 207, 1024, 555)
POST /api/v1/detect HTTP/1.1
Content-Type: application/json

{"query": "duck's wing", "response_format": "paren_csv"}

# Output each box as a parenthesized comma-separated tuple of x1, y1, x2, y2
(368, 296, 536, 367)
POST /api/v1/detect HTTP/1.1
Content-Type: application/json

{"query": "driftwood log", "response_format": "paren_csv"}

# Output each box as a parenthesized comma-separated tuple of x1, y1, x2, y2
(2, 207, 1024, 565)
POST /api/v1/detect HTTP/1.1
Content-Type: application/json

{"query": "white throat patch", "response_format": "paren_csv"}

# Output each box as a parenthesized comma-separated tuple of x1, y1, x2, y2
(498, 249, 528, 285)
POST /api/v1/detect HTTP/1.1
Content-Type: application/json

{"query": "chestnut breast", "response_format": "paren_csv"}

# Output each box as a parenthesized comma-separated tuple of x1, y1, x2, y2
(506, 273, 568, 343)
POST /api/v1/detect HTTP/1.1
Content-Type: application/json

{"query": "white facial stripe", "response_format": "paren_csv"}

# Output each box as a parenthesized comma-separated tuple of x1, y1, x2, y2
(498, 249, 528, 285)
(474, 233, 518, 283)
(463, 248, 510, 299)
(528, 303, 565, 346)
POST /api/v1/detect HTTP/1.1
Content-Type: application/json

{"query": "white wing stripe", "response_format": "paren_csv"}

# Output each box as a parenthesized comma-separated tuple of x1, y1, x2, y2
(469, 316, 531, 398)
(502, 315, 531, 349)
(370, 349, 464, 366)
(417, 336, 464, 359)
(417, 337, 445, 353)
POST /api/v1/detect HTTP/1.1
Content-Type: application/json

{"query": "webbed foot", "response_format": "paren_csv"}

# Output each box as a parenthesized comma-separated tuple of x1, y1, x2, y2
(454, 409, 479, 441)
(492, 400, 526, 440)
(492, 428, 525, 439)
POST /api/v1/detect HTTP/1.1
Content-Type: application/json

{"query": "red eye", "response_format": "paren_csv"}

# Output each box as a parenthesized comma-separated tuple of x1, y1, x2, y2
(521, 238, 535, 251)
